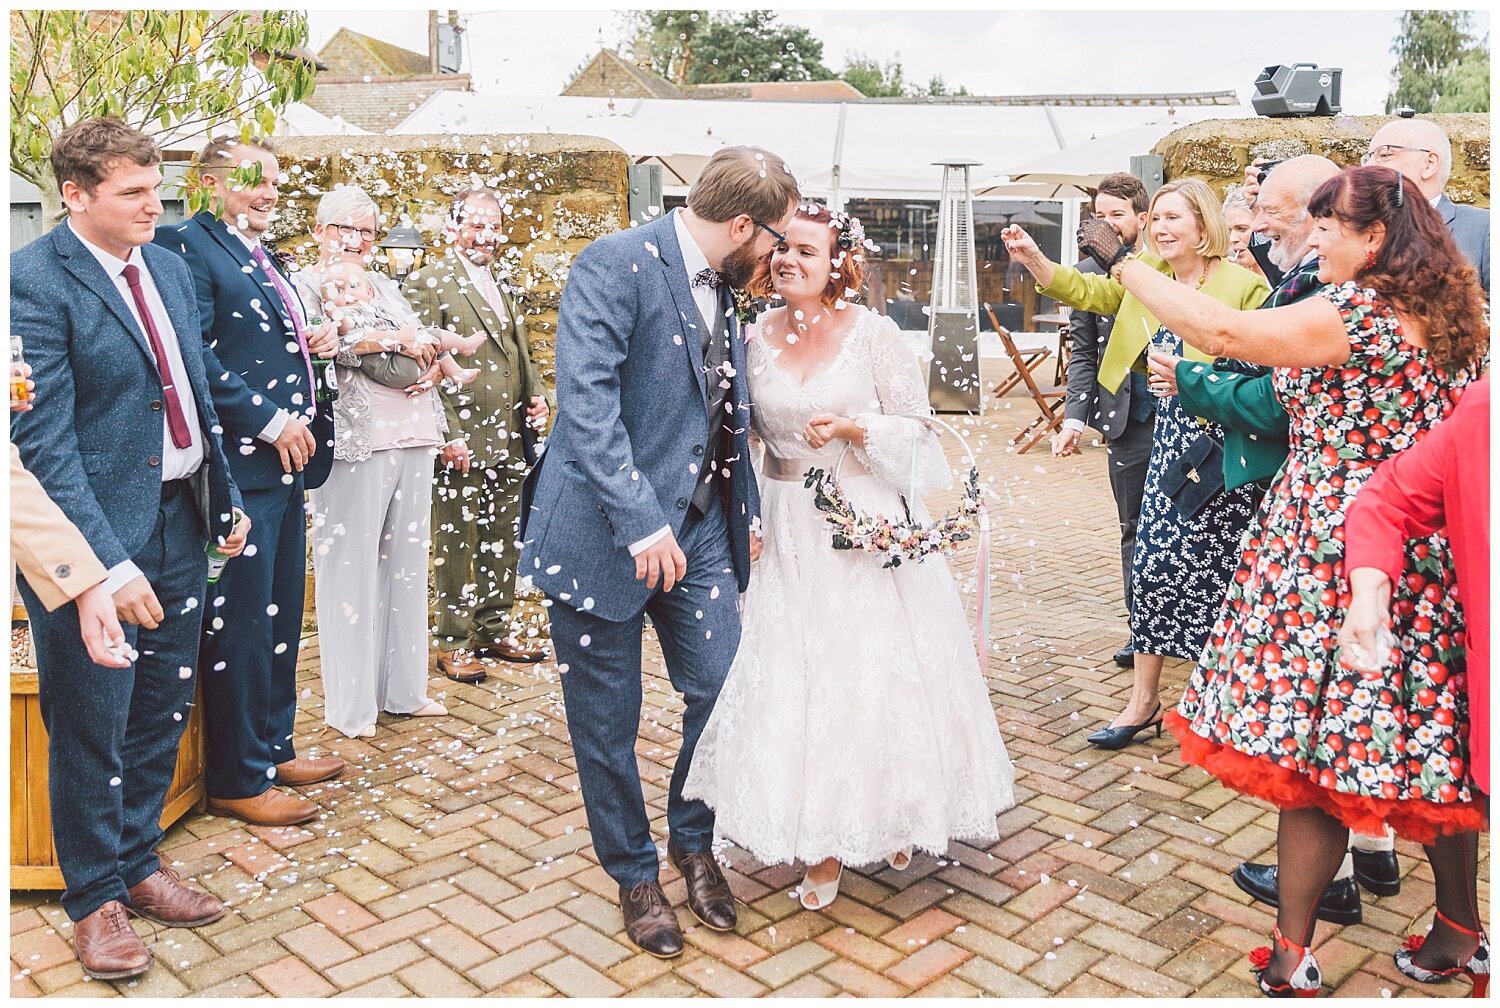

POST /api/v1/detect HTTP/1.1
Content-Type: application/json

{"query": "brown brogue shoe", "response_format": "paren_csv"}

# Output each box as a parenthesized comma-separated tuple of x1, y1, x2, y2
(126, 866, 225, 927)
(472, 636, 548, 664)
(620, 880, 684, 959)
(73, 900, 152, 980)
(668, 840, 737, 932)
(274, 755, 346, 786)
(208, 788, 319, 826)
(436, 648, 488, 683)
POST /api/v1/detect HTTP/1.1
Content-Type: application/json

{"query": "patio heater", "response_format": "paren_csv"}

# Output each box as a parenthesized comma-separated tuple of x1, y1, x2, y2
(926, 160, 983, 413)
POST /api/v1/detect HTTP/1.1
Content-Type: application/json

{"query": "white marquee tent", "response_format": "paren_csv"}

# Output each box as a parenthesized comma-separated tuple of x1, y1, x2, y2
(393, 91, 1254, 203)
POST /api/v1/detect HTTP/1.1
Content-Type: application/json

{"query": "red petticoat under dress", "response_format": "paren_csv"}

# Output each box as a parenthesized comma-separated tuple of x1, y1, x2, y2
(1167, 283, 1485, 845)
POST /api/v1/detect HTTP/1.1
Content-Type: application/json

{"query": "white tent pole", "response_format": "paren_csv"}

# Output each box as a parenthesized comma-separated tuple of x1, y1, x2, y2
(1043, 106, 1067, 150)
(830, 102, 849, 210)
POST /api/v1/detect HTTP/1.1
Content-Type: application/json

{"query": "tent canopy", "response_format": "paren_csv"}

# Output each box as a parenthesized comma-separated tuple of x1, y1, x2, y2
(393, 92, 1253, 201)
(980, 120, 1198, 191)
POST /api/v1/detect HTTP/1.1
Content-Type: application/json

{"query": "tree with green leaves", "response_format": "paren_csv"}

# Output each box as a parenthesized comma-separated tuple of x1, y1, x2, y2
(1385, 9, 1489, 113)
(10, 10, 316, 224)
(625, 10, 834, 86)
(840, 52, 968, 98)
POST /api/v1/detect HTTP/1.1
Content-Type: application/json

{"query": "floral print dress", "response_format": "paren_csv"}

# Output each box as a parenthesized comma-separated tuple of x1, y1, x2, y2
(1168, 283, 1483, 844)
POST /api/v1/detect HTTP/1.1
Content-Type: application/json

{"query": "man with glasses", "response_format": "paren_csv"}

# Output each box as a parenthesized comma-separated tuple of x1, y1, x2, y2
(519, 146, 798, 957)
(1365, 118, 1489, 293)
(404, 188, 552, 682)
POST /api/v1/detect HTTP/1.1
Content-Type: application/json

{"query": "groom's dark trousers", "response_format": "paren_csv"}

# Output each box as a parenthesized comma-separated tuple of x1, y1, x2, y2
(548, 501, 740, 886)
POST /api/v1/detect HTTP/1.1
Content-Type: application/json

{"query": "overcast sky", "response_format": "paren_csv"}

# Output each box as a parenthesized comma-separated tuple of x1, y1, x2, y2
(305, 5, 1490, 118)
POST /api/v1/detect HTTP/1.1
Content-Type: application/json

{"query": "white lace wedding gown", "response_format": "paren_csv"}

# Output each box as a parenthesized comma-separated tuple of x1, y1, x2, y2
(683, 307, 1015, 868)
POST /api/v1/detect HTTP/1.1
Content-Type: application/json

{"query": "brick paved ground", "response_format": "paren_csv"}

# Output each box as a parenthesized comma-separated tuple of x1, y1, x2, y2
(11, 380, 1489, 997)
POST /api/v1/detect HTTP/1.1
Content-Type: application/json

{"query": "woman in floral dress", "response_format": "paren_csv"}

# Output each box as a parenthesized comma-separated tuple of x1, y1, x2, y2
(1112, 166, 1488, 997)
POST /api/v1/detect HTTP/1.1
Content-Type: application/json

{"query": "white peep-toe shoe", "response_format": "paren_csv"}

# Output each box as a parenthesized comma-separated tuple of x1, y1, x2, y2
(887, 847, 913, 871)
(799, 865, 843, 911)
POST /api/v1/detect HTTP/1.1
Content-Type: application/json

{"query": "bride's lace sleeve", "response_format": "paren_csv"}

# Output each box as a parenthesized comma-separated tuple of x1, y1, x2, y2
(849, 313, 953, 497)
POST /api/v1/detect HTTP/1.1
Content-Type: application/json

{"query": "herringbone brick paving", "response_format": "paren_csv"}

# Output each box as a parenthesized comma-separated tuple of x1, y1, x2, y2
(11, 385, 1488, 997)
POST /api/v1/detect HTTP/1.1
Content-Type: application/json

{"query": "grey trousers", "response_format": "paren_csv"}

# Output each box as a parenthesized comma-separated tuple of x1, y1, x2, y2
(309, 447, 438, 737)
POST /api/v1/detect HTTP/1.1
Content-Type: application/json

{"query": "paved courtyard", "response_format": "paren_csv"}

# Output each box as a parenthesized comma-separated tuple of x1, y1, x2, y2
(10, 391, 1488, 997)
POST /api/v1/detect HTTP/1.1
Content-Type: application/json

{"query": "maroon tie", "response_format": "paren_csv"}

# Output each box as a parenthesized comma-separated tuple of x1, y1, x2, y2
(122, 263, 193, 449)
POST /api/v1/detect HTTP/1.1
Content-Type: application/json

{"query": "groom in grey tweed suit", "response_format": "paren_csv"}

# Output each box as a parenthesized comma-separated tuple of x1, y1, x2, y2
(519, 147, 798, 958)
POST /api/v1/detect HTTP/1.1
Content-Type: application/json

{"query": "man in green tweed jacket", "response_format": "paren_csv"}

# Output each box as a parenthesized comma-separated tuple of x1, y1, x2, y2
(404, 188, 554, 682)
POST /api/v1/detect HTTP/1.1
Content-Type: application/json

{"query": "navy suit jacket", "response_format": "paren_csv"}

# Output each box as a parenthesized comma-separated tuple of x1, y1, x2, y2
(1437, 194, 1490, 295)
(153, 212, 332, 490)
(519, 212, 761, 621)
(11, 224, 240, 572)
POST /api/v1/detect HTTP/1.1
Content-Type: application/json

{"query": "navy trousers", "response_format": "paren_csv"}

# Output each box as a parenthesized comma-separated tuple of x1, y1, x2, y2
(549, 502, 741, 887)
(199, 479, 305, 798)
(20, 489, 206, 922)
(1107, 412, 1154, 619)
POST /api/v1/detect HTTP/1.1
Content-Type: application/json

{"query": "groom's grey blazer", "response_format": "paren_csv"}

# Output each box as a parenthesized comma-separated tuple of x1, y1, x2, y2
(519, 212, 761, 622)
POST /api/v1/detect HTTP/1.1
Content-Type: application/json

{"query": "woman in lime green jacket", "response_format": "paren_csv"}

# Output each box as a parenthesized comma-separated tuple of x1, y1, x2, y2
(1002, 180, 1269, 750)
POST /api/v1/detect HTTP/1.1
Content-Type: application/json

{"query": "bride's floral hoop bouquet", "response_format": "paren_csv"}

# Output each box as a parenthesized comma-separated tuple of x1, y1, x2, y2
(800, 415, 985, 569)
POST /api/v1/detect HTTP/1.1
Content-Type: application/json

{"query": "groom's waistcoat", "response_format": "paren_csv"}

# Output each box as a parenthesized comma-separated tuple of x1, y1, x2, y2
(693, 290, 731, 516)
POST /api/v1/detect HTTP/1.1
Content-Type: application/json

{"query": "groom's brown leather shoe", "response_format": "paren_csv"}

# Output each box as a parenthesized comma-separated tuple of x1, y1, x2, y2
(73, 901, 152, 980)
(668, 840, 737, 931)
(620, 880, 684, 958)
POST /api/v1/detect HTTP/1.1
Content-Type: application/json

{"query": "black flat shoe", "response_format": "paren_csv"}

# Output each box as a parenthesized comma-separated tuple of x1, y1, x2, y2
(1112, 644, 1135, 668)
(1231, 861, 1363, 925)
(1086, 705, 1163, 750)
(1351, 847, 1401, 896)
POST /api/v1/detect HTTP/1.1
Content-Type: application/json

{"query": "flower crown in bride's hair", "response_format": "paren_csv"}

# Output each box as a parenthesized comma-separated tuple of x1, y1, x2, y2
(824, 207, 878, 254)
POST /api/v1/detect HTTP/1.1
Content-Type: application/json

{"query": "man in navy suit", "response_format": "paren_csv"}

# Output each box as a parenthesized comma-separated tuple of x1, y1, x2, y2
(520, 147, 797, 957)
(155, 136, 345, 827)
(12, 117, 249, 980)
(1365, 117, 1489, 293)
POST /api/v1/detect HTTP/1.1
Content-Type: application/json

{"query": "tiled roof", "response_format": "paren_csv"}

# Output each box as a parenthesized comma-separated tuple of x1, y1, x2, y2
(304, 75, 470, 133)
(318, 27, 430, 77)
(562, 50, 685, 100)
(682, 80, 867, 102)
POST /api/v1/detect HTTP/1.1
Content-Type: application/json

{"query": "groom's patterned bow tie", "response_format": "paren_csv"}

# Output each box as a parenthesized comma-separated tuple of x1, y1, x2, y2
(692, 267, 722, 289)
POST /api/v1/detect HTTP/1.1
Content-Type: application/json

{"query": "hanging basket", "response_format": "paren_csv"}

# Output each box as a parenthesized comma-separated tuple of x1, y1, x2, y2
(801, 415, 984, 569)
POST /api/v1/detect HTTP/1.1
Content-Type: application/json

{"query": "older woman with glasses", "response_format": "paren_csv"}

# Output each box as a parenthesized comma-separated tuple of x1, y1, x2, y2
(290, 186, 452, 738)
(1108, 165, 1487, 997)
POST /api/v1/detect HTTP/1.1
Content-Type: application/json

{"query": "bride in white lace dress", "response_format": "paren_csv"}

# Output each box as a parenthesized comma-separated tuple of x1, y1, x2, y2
(682, 206, 1014, 910)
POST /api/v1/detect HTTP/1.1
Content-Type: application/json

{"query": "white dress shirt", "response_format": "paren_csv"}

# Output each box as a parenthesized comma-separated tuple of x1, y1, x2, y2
(70, 223, 205, 594)
(627, 211, 719, 557)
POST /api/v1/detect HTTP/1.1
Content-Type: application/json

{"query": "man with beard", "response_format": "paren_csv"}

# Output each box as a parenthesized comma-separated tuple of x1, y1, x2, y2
(1051, 172, 1152, 670)
(518, 146, 796, 957)
(404, 188, 552, 682)
(1148, 155, 1339, 502)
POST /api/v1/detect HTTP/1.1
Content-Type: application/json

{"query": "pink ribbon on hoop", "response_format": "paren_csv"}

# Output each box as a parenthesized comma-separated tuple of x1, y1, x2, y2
(972, 499, 992, 666)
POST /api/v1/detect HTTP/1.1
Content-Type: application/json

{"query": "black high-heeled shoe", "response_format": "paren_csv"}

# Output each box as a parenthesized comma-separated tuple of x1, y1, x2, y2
(1086, 704, 1163, 750)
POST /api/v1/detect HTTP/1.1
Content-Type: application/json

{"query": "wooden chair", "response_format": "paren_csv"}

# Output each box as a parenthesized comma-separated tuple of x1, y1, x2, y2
(992, 320, 1068, 454)
(984, 304, 1053, 399)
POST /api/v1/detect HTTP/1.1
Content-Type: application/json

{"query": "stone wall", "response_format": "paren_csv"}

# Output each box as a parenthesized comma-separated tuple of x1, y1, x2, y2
(263, 133, 631, 385)
(1153, 113, 1490, 206)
